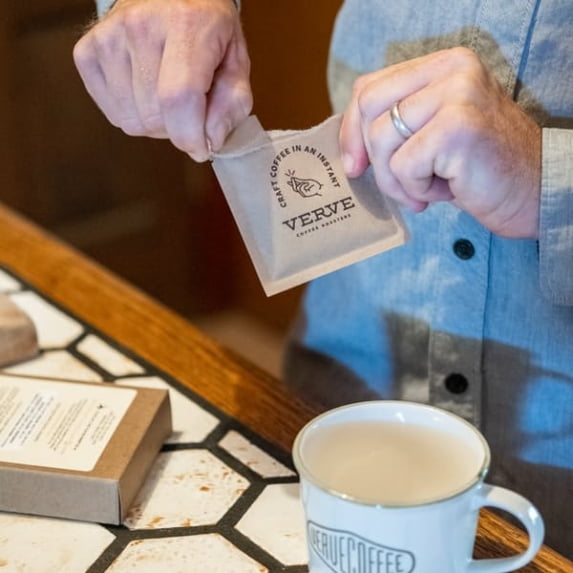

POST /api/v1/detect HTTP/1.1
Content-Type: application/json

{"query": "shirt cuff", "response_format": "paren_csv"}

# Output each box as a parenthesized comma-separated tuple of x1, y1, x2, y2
(539, 128, 573, 305)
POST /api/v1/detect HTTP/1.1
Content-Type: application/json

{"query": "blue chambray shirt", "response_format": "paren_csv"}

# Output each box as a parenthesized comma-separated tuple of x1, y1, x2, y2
(285, 0, 573, 558)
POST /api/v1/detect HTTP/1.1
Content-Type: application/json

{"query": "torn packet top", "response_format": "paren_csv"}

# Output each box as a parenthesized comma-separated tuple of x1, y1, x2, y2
(212, 114, 409, 296)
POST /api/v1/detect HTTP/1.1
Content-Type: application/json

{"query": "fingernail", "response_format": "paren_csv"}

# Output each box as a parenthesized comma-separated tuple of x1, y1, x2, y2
(208, 120, 231, 154)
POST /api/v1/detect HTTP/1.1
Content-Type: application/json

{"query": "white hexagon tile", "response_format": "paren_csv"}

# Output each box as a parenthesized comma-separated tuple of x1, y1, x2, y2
(116, 376, 220, 444)
(0, 268, 21, 293)
(77, 335, 146, 377)
(106, 534, 267, 573)
(10, 290, 85, 348)
(0, 513, 115, 572)
(3, 349, 104, 382)
(123, 449, 250, 530)
(0, 266, 308, 572)
(219, 430, 296, 479)
(236, 483, 308, 567)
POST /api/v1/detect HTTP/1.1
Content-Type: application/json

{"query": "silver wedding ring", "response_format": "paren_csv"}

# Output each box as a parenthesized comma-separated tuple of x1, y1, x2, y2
(390, 101, 414, 139)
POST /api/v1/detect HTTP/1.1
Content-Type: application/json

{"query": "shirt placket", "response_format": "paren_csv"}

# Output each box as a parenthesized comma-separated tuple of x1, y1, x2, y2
(426, 1, 537, 428)
(428, 214, 491, 428)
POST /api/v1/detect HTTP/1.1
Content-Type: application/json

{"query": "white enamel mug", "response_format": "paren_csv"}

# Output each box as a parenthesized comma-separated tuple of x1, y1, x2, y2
(293, 401, 544, 573)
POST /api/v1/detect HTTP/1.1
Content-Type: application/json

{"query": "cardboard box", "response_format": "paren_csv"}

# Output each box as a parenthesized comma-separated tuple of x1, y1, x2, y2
(0, 375, 171, 524)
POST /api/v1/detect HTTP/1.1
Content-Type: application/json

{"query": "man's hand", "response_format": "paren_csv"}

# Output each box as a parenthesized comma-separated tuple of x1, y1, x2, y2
(73, 0, 252, 161)
(340, 47, 541, 238)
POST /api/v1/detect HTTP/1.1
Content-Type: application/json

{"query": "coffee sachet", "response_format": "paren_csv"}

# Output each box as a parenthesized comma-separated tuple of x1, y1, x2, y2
(212, 114, 409, 296)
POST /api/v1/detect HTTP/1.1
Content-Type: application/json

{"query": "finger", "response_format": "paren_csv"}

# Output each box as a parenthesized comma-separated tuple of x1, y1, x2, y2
(340, 75, 373, 177)
(73, 36, 112, 118)
(159, 24, 227, 161)
(88, 24, 148, 136)
(366, 112, 428, 212)
(386, 88, 455, 203)
(205, 73, 252, 152)
(340, 49, 455, 178)
(205, 31, 252, 151)
(356, 48, 470, 125)
(125, 18, 168, 138)
(392, 135, 455, 204)
(73, 31, 140, 133)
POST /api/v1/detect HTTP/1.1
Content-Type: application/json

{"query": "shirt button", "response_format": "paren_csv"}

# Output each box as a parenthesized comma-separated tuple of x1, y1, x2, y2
(453, 239, 475, 260)
(444, 373, 469, 394)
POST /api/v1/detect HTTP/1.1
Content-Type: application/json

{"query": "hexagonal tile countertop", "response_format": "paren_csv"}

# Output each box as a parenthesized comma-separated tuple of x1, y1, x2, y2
(0, 267, 308, 572)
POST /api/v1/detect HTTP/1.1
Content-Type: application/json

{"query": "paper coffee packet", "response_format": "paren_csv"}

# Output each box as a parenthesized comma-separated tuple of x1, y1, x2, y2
(212, 114, 409, 296)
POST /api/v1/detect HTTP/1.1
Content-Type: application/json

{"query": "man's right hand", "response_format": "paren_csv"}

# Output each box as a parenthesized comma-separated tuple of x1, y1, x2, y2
(73, 0, 252, 161)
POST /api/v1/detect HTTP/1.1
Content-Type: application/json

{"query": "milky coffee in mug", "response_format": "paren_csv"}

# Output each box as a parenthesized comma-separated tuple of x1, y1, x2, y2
(293, 401, 544, 573)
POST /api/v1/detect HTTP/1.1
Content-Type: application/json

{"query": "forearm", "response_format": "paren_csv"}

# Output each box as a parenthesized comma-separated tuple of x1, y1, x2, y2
(539, 128, 573, 305)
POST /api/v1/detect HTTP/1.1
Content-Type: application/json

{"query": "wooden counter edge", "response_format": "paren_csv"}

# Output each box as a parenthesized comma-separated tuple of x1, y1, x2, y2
(0, 204, 570, 570)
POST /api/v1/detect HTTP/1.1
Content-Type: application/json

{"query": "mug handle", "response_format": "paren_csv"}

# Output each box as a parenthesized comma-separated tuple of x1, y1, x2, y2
(467, 484, 545, 572)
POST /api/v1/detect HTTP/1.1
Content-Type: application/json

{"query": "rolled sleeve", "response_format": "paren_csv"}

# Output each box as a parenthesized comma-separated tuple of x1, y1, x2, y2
(539, 128, 573, 305)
